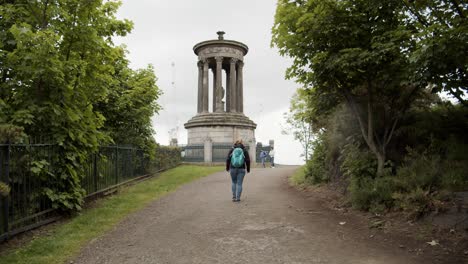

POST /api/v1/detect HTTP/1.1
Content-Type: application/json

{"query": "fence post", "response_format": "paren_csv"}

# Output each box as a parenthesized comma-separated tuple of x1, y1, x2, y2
(130, 148, 136, 179)
(1, 142, 11, 239)
(93, 152, 98, 193)
(115, 147, 118, 185)
(204, 138, 213, 164)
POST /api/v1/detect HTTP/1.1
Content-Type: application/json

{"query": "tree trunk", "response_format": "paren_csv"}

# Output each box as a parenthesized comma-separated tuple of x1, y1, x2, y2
(343, 89, 387, 177)
(376, 151, 385, 177)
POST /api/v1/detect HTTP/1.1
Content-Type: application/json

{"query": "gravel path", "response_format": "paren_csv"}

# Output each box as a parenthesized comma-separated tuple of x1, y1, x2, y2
(73, 166, 434, 264)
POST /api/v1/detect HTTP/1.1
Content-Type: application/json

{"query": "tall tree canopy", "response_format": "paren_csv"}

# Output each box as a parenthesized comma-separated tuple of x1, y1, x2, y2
(0, 0, 161, 210)
(404, 0, 467, 105)
(272, 0, 436, 175)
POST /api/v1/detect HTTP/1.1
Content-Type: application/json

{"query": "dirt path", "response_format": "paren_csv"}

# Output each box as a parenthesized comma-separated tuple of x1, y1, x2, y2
(73, 166, 444, 264)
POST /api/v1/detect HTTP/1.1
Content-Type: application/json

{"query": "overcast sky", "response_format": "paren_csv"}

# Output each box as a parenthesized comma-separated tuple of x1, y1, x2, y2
(115, 0, 304, 165)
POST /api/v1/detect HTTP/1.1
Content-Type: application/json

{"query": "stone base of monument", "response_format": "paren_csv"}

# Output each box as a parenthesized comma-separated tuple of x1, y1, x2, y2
(184, 112, 257, 164)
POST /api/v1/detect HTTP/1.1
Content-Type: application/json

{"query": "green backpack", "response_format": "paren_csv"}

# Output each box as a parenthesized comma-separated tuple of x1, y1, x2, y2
(231, 147, 245, 168)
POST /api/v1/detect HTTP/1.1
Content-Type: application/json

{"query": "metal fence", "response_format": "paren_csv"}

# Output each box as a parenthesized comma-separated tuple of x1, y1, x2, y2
(82, 146, 147, 197)
(181, 143, 255, 163)
(181, 144, 204, 162)
(0, 144, 156, 241)
(0, 143, 59, 241)
(212, 144, 232, 162)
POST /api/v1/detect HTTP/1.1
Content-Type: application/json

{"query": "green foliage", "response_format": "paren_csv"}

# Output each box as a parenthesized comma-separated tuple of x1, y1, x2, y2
(404, 0, 468, 105)
(0, 181, 10, 197)
(151, 145, 182, 171)
(440, 160, 467, 192)
(289, 166, 307, 186)
(340, 142, 394, 213)
(391, 141, 468, 218)
(392, 187, 436, 220)
(0, 124, 26, 143)
(0, 1, 161, 211)
(395, 148, 442, 190)
(96, 59, 162, 157)
(393, 104, 468, 193)
(349, 176, 395, 213)
(344, 138, 467, 217)
(300, 102, 468, 217)
(272, 0, 430, 176)
(304, 134, 329, 184)
(275, 0, 467, 218)
(340, 142, 377, 180)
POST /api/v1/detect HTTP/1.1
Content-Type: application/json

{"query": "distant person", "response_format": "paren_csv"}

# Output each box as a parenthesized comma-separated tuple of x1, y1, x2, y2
(259, 150, 267, 168)
(226, 139, 251, 202)
(269, 147, 275, 168)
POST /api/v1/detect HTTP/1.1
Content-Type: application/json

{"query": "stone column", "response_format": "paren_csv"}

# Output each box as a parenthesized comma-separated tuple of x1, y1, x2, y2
(215, 56, 223, 112)
(249, 140, 256, 164)
(229, 58, 238, 112)
(197, 60, 203, 113)
(204, 137, 212, 163)
(226, 68, 230, 112)
(237, 61, 244, 113)
(202, 59, 209, 113)
(212, 68, 216, 112)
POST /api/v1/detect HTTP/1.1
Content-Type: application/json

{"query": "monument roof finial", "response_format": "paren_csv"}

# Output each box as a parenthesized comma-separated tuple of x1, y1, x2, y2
(217, 31, 225, 40)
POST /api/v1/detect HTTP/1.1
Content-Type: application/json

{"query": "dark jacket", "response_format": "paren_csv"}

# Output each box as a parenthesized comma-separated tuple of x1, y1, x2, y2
(226, 143, 250, 172)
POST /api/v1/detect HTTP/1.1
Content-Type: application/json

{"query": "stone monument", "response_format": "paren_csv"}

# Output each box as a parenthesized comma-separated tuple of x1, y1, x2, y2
(184, 32, 257, 163)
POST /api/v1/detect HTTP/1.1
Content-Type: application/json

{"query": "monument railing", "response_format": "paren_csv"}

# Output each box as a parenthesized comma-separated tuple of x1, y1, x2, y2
(212, 143, 232, 162)
(181, 144, 204, 162)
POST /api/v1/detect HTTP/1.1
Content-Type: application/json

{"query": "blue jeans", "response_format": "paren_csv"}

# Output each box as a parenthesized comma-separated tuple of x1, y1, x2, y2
(230, 168, 246, 199)
(270, 157, 275, 167)
(261, 157, 266, 168)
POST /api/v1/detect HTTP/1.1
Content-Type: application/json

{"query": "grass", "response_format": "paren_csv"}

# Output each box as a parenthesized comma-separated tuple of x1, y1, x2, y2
(289, 165, 306, 186)
(0, 165, 223, 264)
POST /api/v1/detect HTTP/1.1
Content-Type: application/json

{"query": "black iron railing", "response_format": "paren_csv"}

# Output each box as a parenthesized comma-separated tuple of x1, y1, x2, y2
(212, 144, 232, 162)
(181, 144, 204, 162)
(0, 144, 179, 241)
(1, 143, 58, 241)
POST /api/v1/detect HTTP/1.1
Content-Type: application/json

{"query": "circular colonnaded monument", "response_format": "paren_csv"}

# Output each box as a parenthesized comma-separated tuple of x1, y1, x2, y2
(184, 32, 257, 163)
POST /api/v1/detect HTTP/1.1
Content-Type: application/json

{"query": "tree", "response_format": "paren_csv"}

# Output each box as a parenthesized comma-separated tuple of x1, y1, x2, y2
(0, 0, 160, 210)
(272, 0, 427, 176)
(283, 89, 314, 162)
(96, 55, 162, 159)
(403, 0, 467, 105)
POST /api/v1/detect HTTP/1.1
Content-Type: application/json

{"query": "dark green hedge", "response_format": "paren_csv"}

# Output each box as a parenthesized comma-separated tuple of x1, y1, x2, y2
(151, 145, 181, 172)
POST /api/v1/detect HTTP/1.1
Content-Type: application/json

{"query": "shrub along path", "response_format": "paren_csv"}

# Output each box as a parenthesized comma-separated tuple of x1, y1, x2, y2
(72, 166, 457, 264)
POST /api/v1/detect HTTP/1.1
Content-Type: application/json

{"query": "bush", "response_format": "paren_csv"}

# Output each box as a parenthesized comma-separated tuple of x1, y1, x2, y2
(294, 103, 467, 218)
(289, 166, 307, 186)
(391, 142, 468, 218)
(340, 142, 377, 180)
(304, 135, 329, 184)
(439, 138, 468, 191)
(151, 145, 181, 171)
(392, 188, 433, 219)
(393, 147, 441, 191)
(340, 142, 397, 213)
(349, 176, 395, 213)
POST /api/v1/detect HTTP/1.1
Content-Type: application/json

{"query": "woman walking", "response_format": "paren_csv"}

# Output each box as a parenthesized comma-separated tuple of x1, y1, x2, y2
(226, 140, 251, 202)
